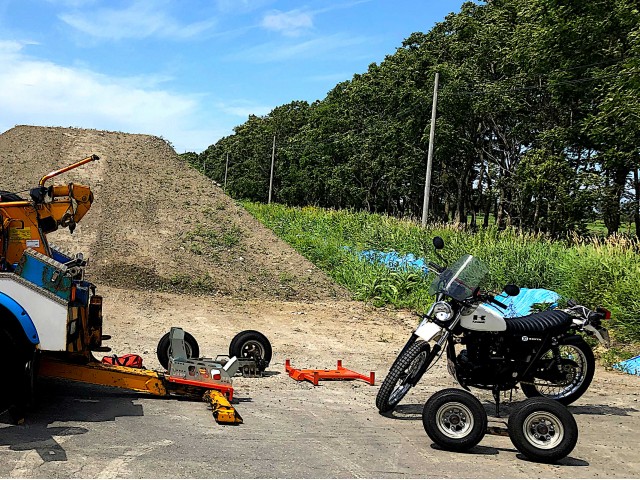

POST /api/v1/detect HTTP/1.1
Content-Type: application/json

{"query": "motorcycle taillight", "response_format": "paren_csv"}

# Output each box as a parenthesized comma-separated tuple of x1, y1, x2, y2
(597, 307, 611, 320)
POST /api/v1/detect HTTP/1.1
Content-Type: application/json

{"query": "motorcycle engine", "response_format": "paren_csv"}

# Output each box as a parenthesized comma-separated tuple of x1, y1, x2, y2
(455, 332, 515, 387)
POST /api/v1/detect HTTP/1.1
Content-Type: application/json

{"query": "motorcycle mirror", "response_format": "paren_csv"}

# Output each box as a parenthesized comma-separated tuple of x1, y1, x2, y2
(433, 236, 444, 250)
(504, 284, 520, 297)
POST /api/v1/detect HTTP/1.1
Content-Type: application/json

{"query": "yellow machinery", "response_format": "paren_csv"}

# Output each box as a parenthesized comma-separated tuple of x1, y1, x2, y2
(0, 155, 245, 425)
(1, 155, 96, 266)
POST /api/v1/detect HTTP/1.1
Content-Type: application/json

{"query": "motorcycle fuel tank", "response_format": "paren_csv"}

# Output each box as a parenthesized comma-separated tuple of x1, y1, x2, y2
(460, 304, 507, 331)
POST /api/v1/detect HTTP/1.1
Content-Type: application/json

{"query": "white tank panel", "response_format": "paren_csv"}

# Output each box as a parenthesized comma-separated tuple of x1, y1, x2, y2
(460, 304, 507, 332)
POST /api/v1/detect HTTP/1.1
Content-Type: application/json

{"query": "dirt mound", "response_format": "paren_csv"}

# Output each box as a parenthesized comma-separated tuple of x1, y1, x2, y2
(0, 125, 346, 301)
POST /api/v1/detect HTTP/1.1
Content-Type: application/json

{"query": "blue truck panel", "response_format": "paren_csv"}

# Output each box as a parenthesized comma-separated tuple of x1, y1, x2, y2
(15, 251, 72, 301)
(0, 291, 39, 344)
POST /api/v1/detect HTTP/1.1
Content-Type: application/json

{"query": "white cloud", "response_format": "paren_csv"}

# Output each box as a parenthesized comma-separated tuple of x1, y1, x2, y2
(228, 33, 371, 63)
(216, 100, 273, 118)
(59, 3, 217, 40)
(0, 41, 220, 152)
(0, 40, 26, 54)
(261, 10, 313, 37)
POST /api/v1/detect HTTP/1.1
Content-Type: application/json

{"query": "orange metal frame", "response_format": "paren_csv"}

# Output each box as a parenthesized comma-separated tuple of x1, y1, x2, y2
(39, 355, 242, 424)
(285, 359, 375, 386)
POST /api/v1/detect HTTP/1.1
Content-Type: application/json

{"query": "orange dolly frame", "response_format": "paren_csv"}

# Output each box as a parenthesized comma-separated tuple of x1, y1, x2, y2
(285, 359, 375, 386)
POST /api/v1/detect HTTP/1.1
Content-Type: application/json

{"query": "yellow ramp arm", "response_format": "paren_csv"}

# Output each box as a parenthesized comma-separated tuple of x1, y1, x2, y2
(39, 356, 167, 396)
(204, 390, 243, 425)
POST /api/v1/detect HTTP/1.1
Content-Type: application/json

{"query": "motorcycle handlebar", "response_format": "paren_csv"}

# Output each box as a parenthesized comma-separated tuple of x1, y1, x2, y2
(428, 261, 444, 273)
(489, 296, 508, 310)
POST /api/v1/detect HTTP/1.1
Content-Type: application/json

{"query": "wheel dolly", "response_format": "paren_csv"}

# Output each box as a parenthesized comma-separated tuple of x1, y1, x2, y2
(38, 327, 266, 425)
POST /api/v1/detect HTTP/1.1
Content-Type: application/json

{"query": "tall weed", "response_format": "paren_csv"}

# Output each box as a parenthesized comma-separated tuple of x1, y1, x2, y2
(243, 202, 640, 344)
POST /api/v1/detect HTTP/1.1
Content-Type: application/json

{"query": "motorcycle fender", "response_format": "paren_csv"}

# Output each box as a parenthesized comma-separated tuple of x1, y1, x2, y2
(584, 324, 610, 347)
(557, 334, 582, 343)
(415, 320, 443, 342)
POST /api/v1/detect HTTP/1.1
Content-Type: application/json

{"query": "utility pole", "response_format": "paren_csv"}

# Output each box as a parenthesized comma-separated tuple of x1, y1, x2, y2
(224, 152, 229, 192)
(268, 134, 276, 204)
(422, 71, 439, 227)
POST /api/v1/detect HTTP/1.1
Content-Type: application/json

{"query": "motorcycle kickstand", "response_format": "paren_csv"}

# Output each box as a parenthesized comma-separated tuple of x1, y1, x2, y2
(492, 387, 501, 417)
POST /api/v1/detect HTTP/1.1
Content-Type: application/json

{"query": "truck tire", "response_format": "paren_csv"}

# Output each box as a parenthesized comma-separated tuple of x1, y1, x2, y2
(0, 326, 37, 423)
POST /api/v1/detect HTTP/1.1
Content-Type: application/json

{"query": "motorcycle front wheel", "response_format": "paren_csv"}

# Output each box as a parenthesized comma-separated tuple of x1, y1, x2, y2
(521, 337, 595, 405)
(376, 340, 434, 413)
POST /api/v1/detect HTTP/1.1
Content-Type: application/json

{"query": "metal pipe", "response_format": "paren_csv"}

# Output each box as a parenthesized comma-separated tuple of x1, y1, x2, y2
(39, 154, 100, 187)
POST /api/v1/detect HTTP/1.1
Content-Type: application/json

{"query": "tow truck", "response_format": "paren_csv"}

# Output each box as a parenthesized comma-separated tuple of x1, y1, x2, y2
(0, 155, 271, 424)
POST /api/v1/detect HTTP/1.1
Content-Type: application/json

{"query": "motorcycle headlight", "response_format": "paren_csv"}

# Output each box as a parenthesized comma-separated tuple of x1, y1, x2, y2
(433, 301, 453, 322)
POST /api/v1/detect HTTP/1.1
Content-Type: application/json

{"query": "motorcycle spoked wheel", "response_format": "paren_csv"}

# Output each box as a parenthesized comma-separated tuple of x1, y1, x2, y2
(508, 397, 578, 463)
(521, 337, 595, 405)
(376, 340, 434, 413)
(422, 388, 487, 452)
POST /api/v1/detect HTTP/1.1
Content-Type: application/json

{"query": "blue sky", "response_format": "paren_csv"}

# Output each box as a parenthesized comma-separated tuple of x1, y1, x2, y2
(0, 0, 467, 153)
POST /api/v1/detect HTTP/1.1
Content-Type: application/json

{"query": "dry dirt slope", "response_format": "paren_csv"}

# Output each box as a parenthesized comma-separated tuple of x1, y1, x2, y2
(0, 125, 346, 301)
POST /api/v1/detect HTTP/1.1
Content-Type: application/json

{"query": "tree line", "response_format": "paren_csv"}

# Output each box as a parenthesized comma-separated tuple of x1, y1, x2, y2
(184, 0, 640, 237)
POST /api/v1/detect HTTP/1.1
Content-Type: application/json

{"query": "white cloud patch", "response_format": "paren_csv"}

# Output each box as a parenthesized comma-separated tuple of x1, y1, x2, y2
(261, 10, 313, 37)
(0, 41, 220, 152)
(216, 100, 272, 118)
(59, 3, 217, 40)
(228, 33, 371, 63)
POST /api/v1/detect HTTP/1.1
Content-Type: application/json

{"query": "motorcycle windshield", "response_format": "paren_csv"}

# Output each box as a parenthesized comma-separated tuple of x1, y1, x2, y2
(428, 254, 489, 301)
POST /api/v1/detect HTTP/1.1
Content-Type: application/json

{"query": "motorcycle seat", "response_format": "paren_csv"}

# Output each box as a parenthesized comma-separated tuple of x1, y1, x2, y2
(505, 310, 572, 335)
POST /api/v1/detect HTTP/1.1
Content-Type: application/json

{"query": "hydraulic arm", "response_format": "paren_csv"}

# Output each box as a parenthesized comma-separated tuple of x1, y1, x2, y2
(0, 155, 98, 268)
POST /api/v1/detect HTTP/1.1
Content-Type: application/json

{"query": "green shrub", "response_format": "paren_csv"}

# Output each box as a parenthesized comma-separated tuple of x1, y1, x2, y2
(243, 202, 640, 345)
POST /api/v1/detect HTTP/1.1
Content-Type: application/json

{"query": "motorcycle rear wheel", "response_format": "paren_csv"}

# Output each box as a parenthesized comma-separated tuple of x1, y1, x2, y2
(521, 337, 594, 405)
(376, 340, 433, 413)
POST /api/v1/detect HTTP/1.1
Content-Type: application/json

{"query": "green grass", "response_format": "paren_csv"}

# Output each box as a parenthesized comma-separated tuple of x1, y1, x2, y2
(242, 202, 640, 357)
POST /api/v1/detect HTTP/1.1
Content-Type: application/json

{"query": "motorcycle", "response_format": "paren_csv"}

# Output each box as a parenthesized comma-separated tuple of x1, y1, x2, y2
(376, 236, 611, 414)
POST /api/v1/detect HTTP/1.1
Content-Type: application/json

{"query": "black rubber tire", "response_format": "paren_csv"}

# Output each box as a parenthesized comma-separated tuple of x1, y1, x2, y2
(156, 330, 200, 370)
(0, 327, 36, 423)
(21, 348, 39, 408)
(422, 388, 488, 452)
(229, 330, 272, 368)
(376, 340, 432, 413)
(521, 337, 595, 405)
(508, 397, 578, 463)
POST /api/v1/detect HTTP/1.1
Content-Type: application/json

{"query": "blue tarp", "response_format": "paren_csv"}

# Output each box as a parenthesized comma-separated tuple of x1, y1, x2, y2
(486, 288, 561, 318)
(613, 355, 640, 376)
(357, 249, 560, 318)
(358, 249, 429, 273)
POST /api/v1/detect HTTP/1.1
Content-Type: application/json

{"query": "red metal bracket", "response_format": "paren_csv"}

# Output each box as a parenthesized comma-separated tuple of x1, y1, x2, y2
(285, 359, 375, 386)
(166, 376, 235, 401)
